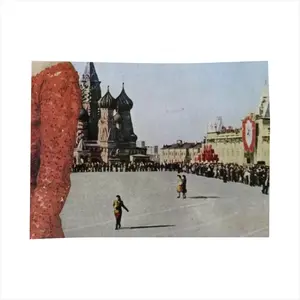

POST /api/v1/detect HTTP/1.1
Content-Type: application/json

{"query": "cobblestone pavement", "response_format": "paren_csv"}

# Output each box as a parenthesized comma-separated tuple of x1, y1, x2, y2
(61, 172, 269, 237)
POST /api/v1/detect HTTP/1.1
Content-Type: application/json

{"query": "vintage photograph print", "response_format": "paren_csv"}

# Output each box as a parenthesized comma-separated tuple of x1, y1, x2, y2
(30, 61, 269, 238)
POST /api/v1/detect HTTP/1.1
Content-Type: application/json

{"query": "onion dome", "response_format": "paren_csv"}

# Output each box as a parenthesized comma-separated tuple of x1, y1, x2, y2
(78, 107, 89, 122)
(99, 86, 117, 109)
(116, 83, 133, 112)
(130, 133, 138, 142)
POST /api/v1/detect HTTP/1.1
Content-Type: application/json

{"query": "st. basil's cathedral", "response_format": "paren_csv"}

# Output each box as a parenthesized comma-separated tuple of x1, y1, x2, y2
(74, 62, 146, 163)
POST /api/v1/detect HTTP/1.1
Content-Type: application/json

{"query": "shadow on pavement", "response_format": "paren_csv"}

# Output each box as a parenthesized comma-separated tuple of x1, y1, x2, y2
(188, 196, 220, 199)
(121, 225, 175, 230)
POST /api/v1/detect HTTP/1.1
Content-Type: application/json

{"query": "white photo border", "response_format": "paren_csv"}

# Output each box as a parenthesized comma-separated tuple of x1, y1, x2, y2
(1, 1, 299, 299)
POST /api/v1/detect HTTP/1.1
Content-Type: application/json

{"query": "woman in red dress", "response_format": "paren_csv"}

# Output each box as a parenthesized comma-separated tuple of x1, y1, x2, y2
(30, 62, 81, 239)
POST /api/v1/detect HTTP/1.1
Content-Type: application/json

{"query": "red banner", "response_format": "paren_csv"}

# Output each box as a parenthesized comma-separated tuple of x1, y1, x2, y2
(242, 116, 256, 153)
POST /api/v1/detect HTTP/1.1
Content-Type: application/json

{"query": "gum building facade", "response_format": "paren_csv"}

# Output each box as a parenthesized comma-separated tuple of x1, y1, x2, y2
(206, 82, 270, 166)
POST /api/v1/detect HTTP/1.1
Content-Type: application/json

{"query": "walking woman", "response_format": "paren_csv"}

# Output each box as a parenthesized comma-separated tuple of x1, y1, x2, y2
(177, 174, 183, 198)
(30, 62, 81, 239)
(182, 175, 187, 199)
(113, 195, 129, 230)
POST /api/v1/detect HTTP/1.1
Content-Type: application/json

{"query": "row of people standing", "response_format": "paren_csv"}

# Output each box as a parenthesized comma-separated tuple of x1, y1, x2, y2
(187, 162, 269, 194)
(72, 161, 163, 173)
(72, 160, 269, 194)
(72, 161, 195, 173)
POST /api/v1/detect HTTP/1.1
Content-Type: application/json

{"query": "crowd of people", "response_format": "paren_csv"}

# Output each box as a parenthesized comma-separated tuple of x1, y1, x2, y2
(72, 161, 162, 173)
(72, 160, 269, 194)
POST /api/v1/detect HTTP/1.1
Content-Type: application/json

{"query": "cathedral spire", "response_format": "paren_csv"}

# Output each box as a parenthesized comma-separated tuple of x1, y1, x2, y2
(79, 62, 102, 140)
(81, 62, 102, 102)
(82, 62, 99, 83)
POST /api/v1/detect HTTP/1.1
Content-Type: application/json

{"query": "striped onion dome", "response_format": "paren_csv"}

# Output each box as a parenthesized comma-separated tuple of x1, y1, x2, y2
(78, 107, 89, 122)
(99, 86, 117, 109)
(116, 83, 133, 112)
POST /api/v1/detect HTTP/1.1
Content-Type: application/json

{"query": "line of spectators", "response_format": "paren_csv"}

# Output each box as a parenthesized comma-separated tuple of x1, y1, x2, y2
(72, 161, 269, 194)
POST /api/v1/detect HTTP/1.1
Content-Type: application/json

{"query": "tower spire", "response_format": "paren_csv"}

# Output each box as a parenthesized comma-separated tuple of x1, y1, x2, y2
(80, 62, 101, 140)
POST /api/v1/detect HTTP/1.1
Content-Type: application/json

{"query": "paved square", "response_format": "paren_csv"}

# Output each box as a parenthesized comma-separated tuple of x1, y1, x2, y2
(61, 172, 269, 237)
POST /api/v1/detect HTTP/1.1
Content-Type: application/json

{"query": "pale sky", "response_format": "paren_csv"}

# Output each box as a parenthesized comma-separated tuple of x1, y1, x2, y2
(72, 61, 268, 147)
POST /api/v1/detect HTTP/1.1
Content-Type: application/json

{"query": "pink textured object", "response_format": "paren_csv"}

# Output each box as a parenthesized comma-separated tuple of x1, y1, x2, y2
(30, 62, 81, 239)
